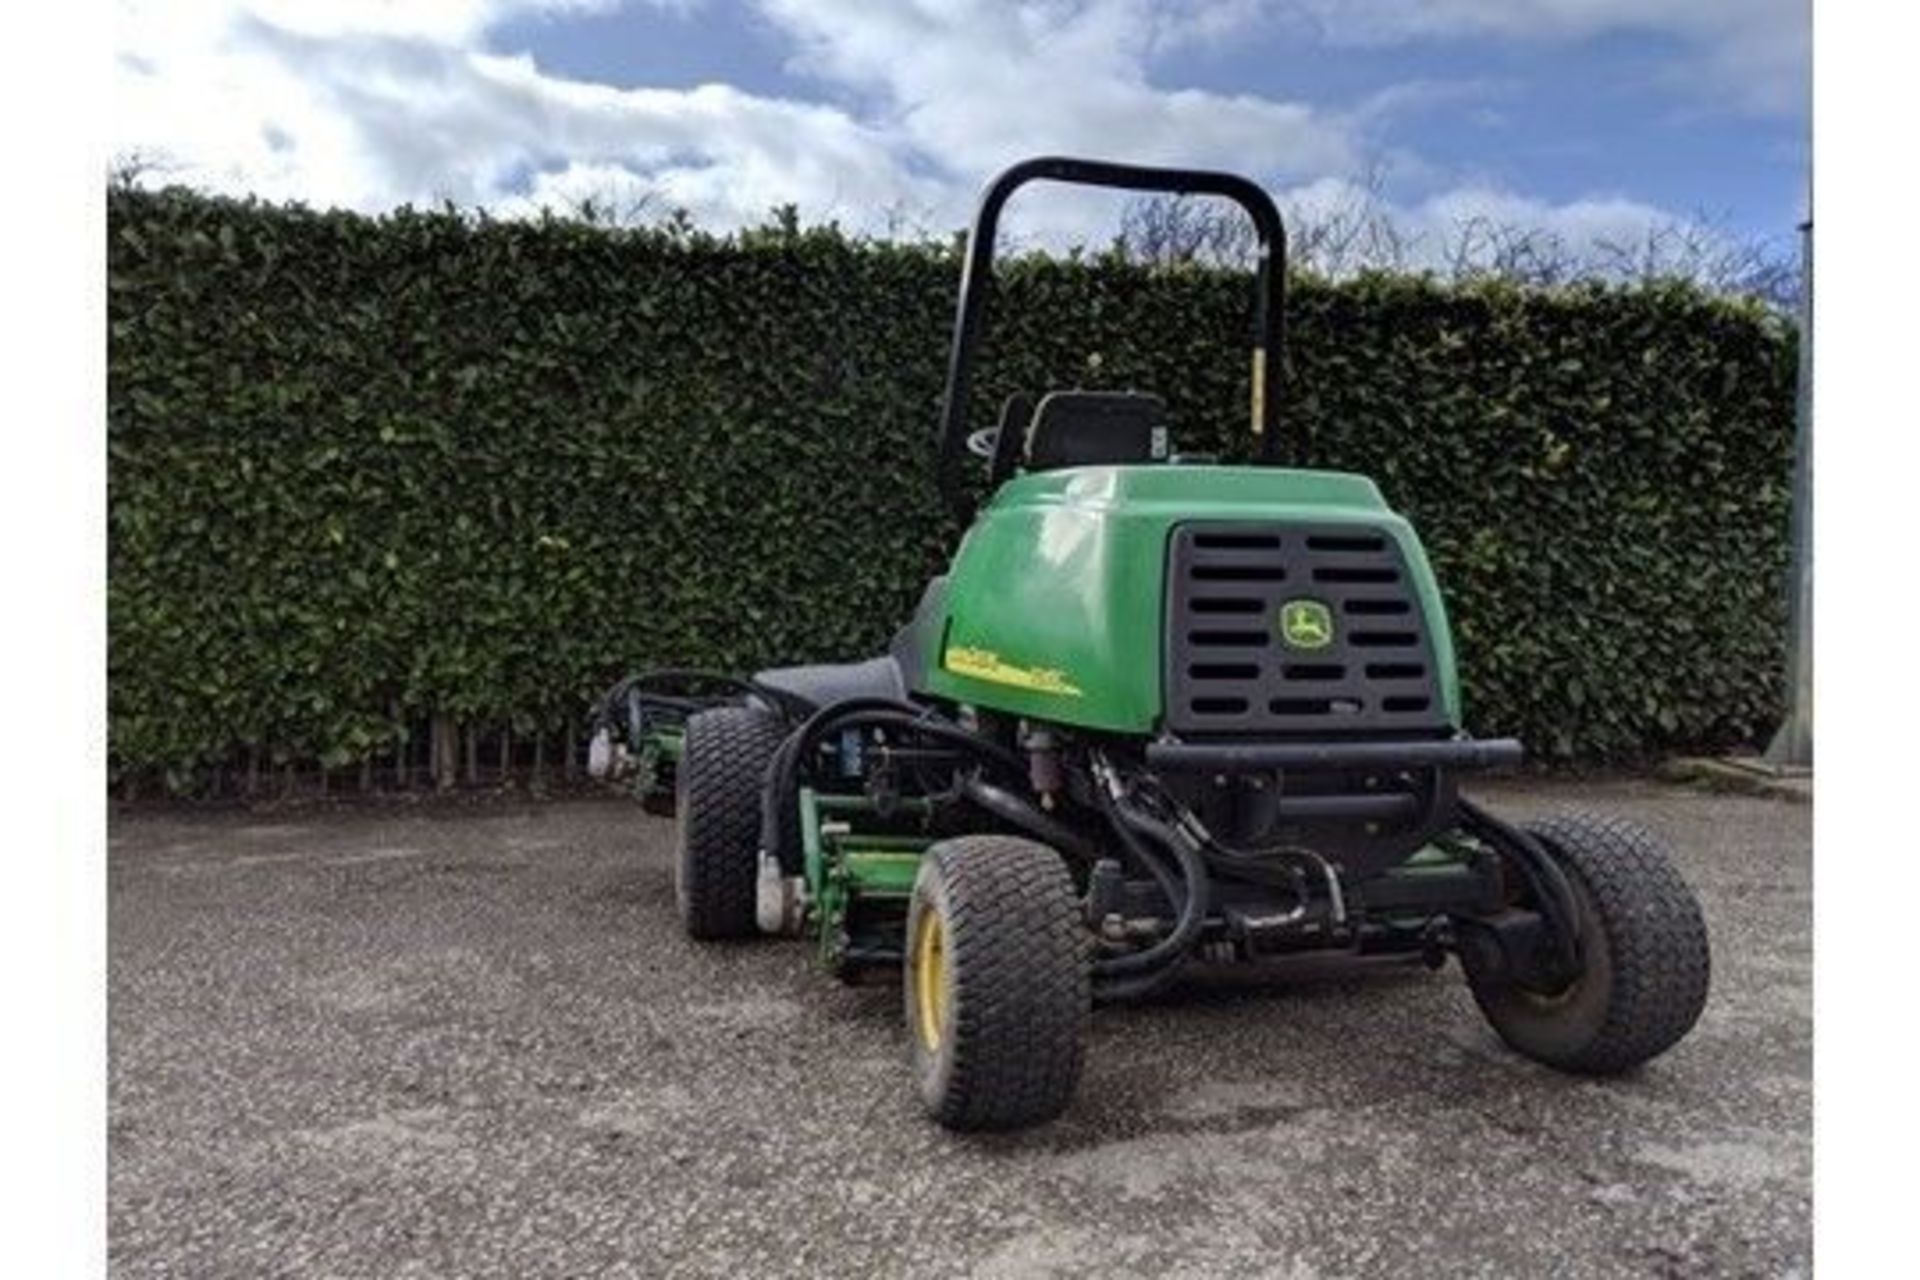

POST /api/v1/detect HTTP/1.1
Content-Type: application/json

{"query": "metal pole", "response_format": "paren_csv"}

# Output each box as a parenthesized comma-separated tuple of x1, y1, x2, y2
(1765, 217, 1813, 766)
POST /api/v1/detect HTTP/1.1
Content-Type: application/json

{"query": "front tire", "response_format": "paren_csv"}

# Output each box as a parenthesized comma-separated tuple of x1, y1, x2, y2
(675, 705, 786, 940)
(904, 836, 1089, 1132)
(1462, 811, 1711, 1074)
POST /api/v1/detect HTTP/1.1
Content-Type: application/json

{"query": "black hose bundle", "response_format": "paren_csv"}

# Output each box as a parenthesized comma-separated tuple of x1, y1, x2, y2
(638, 687, 1213, 1002)
(1077, 758, 1214, 1003)
(763, 706, 1206, 1003)
(767, 698, 1024, 798)
(759, 697, 1030, 869)
(1091, 789, 1209, 974)
(960, 776, 1100, 861)
(1456, 796, 1583, 969)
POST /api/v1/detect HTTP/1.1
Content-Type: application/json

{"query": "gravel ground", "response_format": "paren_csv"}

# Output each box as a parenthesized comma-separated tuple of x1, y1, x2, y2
(109, 780, 1810, 1278)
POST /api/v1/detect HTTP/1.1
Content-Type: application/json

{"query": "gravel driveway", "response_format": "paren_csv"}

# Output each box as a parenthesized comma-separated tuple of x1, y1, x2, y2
(109, 780, 1811, 1278)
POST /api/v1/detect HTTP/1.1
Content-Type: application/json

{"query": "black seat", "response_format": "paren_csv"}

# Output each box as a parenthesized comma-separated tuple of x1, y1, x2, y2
(1024, 391, 1168, 471)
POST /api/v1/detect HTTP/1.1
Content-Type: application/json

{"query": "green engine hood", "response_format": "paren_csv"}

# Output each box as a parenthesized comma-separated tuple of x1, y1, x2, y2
(915, 465, 1461, 734)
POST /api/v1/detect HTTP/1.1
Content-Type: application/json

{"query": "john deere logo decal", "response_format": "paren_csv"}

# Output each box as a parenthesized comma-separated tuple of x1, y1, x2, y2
(1279, 599, 1335, 650)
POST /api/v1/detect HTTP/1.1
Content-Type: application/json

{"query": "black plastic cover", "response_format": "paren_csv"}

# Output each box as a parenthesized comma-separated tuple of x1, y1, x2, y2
(1163, 521, 1451, 736)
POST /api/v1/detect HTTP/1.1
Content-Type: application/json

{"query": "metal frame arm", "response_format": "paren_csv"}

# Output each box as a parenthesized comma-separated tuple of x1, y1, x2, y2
(935, 156, 1290, 520)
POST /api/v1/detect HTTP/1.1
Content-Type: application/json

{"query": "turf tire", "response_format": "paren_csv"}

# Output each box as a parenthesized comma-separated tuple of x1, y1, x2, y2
(1463, 811, 1711, 1074)
(675, 705, 787, 940)
(904, 835, 1089, 1132)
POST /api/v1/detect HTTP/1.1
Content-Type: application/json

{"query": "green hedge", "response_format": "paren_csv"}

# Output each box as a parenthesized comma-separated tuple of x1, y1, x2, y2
(108, 187, 1796, 782)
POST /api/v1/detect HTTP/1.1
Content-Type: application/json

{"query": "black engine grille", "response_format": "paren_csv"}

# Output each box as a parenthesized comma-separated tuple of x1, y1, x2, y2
(1163, 522, 1449, 736)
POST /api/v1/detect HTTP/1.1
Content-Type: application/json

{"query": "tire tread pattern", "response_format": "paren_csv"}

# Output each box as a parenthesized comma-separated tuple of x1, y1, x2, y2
(916, 836, 1089, 1131)
(677, 706, 786, 940)
(1471, 809, 1711, 1073)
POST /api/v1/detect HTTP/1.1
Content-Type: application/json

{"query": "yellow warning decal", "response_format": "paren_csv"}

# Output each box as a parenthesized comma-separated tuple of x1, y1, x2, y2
(944, 646, 1084, 698)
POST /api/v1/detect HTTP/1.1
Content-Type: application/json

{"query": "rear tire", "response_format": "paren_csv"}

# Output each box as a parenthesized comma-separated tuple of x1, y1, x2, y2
(904, 835, 1088, 1131)
(1462, 811, 1710, 1073)
(675, 706, 786, 940)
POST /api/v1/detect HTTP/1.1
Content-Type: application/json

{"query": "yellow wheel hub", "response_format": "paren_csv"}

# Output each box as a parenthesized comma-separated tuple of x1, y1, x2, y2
(912, 908, 950, 1052)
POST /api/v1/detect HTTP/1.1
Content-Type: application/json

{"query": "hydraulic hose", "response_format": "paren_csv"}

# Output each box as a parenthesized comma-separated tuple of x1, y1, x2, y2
(1195, 836, 1347, 928)
(963, 752, 1205, 998)
(1089, 783, 1210, 980)
(1456, 796, 1583, 969)
(959, 776, 1100, 862)
(1092, 952, 1193, 1003)
(763, 698, 1030, 855)
(762, 705, 1210, 1000)
(783, 699, 1027, 782)
(1105, 807, 1184, 923)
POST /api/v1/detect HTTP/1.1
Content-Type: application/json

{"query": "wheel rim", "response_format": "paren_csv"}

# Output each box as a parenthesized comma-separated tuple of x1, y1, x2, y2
(912, 908, 949, 1052)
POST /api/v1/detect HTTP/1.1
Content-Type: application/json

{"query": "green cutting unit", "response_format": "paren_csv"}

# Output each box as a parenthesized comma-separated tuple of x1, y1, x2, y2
(593, 157, 1711, 1132)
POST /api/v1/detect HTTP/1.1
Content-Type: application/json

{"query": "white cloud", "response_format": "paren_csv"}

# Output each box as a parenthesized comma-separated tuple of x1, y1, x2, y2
(114, 1, 932, 225)
(112, 0, 1370, 239)
(110, 0, 1761, 261)
(762, 0, 1361, 177)
(748, 1, 1369, 241)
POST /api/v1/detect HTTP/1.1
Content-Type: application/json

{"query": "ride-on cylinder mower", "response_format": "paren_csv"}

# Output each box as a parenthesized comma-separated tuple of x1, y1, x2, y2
(592, 156, 1712, 1132)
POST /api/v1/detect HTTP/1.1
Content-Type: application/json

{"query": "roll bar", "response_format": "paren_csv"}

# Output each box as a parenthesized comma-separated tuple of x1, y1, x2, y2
(935, 156, 1289, 520)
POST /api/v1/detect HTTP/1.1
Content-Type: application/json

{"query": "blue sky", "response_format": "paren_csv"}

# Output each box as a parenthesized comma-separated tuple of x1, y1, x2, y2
(114, 2, 1809, 258)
